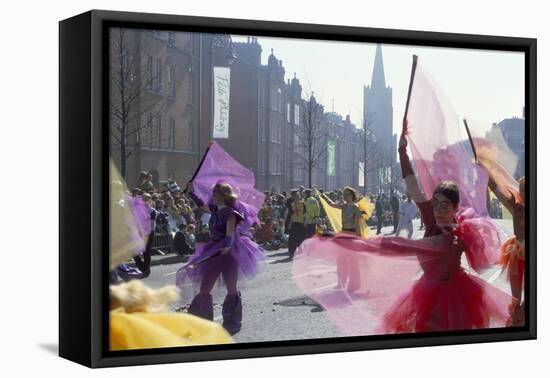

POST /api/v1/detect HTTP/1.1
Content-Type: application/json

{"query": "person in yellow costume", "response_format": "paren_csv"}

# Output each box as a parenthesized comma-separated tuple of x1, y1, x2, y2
(110, 280, 232, 350)
(109, 158, 233, 351)
(318, 187, 374, 238)
(317, 187, 374, 292)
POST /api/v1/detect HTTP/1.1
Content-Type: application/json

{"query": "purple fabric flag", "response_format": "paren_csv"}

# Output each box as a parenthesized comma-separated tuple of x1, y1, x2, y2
(192, 141, 265, 229)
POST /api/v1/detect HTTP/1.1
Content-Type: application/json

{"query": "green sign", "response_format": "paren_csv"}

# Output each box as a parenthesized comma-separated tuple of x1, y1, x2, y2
(327, 140, 335, 176)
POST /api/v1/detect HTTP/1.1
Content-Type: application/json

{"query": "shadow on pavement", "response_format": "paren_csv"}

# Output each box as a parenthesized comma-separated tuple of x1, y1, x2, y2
(125, 254, 188, 269)
(151, 255, 188, 266)
(269, 257, 293, 264)
(274, 295, 325, 312)
(266, 251, 290, 258)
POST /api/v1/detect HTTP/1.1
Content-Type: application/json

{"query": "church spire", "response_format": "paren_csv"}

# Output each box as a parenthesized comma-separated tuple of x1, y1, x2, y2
(371, 44, 386, 88)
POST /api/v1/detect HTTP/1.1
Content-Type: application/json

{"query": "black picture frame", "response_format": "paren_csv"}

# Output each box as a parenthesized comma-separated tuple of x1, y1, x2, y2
(59, 9, 537, 368)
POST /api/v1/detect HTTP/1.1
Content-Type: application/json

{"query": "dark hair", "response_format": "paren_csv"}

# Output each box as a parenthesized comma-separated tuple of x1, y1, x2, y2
(342, 186, 359, 202)
(433, 181, 460, 207)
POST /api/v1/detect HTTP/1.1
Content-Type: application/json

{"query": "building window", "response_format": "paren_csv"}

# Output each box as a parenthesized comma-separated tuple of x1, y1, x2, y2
(120, 48, 129, 87)
(259, 84, 265, 107)
(187, 61, 194, 105)
(261, 116, 267, 142)
(154, 115, 162, 148)
(272, 117, 281, 143)
(145, 55, 153, 90)
(169, 117, 176, 150)
(148, 30, 163, 38)
(277, 88, 283, 113)
(271, 88, 278, 111)
(168, 65, 176, 98)
(146, 113, 153, 148)
(168, 32, 176, 47)
(260, 150, 267, 174)
(187, 122, 194, 151)
(286, 103, 291, 123)
(153, 58, 162, 93)
(271, 117, 276, 143)
(294, 104, 300, 126)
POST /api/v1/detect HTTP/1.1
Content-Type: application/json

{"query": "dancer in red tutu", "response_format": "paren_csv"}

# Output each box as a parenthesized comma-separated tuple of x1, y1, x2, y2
(292, 57, 515, 336)
(380, 132, 516, 333)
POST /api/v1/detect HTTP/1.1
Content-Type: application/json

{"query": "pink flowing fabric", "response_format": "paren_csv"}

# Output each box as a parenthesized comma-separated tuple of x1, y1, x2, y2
(467, 121, 520, 206)
(292, 58, 514, 336)
(293, 210, 512, 336)
(192, 141, 265, 230)
(405, 61, 490, 216)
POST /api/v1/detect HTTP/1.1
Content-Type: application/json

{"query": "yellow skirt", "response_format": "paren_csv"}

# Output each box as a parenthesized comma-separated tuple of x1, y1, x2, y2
(110, 308, 233, 351)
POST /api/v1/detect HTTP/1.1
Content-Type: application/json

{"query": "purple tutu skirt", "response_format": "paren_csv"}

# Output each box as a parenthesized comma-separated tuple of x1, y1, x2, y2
(176, 233, 265, 300)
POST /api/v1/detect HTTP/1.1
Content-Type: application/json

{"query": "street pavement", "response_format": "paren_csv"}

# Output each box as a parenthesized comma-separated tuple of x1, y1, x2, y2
(139, 219, 514, 344)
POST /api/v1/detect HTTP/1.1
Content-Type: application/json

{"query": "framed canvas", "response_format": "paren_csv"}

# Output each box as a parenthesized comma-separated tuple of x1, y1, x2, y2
(59, 9, 536, 368)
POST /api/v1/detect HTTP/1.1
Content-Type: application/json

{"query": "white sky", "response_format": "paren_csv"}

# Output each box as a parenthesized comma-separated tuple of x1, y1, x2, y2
(232, 35, 525, 135)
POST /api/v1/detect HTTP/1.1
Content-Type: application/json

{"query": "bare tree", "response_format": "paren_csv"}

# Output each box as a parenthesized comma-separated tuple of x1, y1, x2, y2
(295, 93, 329, 187)
(109, 28, 168, 179)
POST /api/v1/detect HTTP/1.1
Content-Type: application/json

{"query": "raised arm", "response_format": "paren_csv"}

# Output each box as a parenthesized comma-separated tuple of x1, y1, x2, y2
(319, 191, 343, 209)
(474, 138, 520, 213)
(485, 165, 518, 214)
(186, 181, 211, 213)
(399, 133, 426, 203)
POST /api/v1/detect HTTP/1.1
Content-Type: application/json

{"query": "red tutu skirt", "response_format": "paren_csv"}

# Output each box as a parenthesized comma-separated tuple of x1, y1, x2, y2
(379, 268, 513, 333)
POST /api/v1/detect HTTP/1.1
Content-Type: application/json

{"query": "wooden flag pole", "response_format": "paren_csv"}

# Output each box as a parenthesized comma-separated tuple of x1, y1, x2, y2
(402, 55, 419, 134)
(183, 249, 223, 269)
(463, 119, 478, 163)
(184, 140, 214, 193)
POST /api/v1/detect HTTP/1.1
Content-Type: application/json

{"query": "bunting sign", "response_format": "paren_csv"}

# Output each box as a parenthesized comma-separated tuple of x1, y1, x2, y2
(212, 66, 231, 139)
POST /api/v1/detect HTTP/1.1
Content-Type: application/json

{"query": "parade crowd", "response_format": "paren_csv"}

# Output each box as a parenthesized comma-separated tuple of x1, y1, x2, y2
(125, 169, 472, 278)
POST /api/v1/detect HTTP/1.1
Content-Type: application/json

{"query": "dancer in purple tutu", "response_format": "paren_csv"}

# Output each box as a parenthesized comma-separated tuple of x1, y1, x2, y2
(177, 180, 264, 335)
(176, 141, 266, 334)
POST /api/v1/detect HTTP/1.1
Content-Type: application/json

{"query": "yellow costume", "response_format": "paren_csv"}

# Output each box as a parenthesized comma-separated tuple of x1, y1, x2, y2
(110, 309, 233, 350)
(319, 195, 374, 238)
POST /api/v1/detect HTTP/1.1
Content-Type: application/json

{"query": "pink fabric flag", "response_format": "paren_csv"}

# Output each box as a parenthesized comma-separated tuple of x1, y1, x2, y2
(192, 141, 265, 229)
(404, 60, 490, 216)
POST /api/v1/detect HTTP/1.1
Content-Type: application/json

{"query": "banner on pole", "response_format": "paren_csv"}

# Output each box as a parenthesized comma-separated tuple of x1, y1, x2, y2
(213, 67, 231, 139)
(327, 140, 336, 176)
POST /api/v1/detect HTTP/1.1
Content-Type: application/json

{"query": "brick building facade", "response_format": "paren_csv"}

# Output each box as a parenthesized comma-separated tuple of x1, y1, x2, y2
(110, 29, 366, 192)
